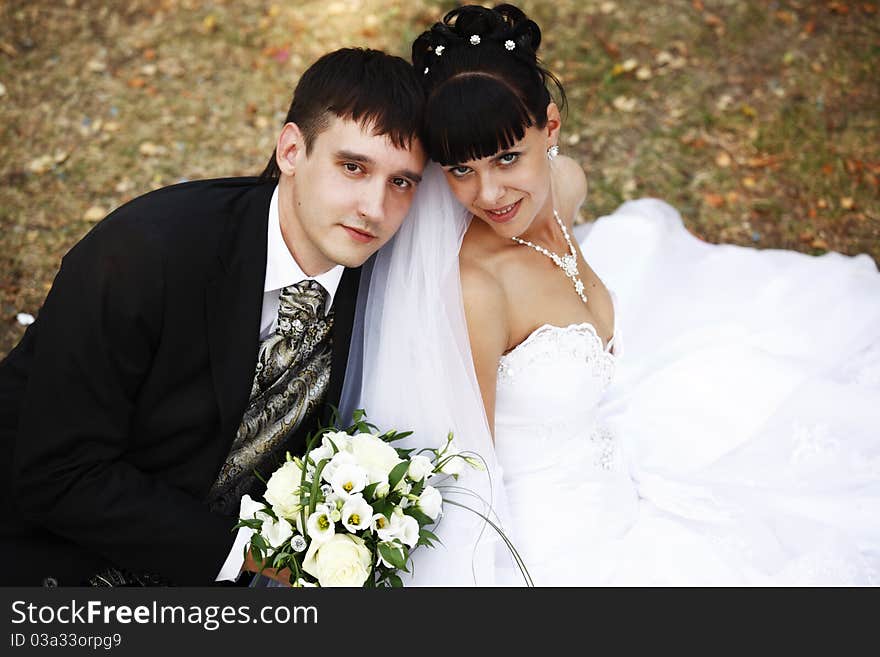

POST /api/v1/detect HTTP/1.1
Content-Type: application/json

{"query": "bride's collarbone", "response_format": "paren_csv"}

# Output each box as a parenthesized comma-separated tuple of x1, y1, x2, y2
(501, 268, 615, 352)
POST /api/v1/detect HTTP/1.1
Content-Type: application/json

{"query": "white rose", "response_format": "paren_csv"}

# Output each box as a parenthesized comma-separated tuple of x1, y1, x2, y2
(341, 494, 374, 533)
(407, 454, 434, 482)
(349, 433, 403, 484)
(330, 463, 368, 500)
(264, 461, 304, 520)
(260, 516, 294, 549)
(301, 534, 372, 587)
(417, 486, 443, 521)
(306, 504, 336, 544)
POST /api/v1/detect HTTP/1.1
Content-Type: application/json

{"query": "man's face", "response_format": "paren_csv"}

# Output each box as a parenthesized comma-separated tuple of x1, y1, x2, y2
(278, 116, 426, 273)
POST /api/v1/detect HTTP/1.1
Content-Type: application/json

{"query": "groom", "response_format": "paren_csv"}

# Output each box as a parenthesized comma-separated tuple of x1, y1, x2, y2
(0, 48, 426, 586)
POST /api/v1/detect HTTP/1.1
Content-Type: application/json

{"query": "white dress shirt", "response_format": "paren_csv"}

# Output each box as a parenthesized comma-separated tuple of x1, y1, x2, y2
(216, 184, 344, 582)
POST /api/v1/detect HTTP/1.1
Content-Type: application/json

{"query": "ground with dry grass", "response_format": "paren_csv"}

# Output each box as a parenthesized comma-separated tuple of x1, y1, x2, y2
(1, 0, 878, 356)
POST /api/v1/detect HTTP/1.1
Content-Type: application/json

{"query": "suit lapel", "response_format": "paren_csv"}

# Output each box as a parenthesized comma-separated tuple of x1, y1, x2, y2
(326, 265, 362, 412)
(205, 183, 273, 445)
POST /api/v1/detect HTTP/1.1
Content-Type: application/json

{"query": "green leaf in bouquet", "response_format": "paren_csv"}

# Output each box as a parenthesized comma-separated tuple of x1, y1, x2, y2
(252, 467, 269, 486)
(419, 527, 443, 547)
(362, 481, 380, 500)
(233, 517, 264, 531)
(388, 461, 410, 492)
(373, 500, 394, 520)
(378, 542, 408, 571)
(395, 447, 416, 459)
(308, 458, 330, 515)
(404, 507, 434, 526)
(251, 532, 269, 554)
(382, 430, 413, 443)
(409, 480, 425, 497)
(388, 573, 404, 588)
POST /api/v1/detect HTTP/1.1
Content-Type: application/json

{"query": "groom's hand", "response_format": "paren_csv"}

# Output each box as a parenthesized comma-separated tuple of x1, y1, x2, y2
(243, 549, 293, 586)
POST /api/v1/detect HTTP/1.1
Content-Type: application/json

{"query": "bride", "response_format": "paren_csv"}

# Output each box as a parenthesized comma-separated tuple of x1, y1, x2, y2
(342, 4, 880, 585)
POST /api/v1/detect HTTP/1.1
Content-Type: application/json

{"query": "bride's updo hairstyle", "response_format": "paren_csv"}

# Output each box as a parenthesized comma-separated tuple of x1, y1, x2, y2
(411, 3, 565, 166)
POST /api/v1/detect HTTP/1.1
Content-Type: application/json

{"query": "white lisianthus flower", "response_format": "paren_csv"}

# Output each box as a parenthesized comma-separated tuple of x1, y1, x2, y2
(306, 504, 336, 544)
(377, 509, 419, 547)
(371, 513, 391, 537)
(330, 462, 368, 500)
(341, 495, 373, 533)
(417, 486, 443, 521)
(396, 511, 420, 548)
(323, 430, 353, 453)
(373, 481, 390, 499)
(437, 439, 465, 475)
(260, 516, 294, 549)
(264, 461, 305, 520)
(349, 433, 403, 484)
(321, 450, 356, 484)
(310, 431, 352, 464)
(238, 494, 269, 523)
(301, 534, 372, 587)
(407, 454, 434, 482)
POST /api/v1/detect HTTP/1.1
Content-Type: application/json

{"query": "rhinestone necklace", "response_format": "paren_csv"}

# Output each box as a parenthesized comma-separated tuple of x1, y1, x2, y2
(511, 209, 588, 304)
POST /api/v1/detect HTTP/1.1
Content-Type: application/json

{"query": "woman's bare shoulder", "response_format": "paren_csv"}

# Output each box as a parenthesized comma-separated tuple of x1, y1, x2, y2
(554, 155, 588, 226)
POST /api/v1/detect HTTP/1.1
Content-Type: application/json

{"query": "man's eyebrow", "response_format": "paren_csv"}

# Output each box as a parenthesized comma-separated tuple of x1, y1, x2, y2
(335, 150, 374, 165)
(335, 150, 422, 184)
(400, 169, 423, 184)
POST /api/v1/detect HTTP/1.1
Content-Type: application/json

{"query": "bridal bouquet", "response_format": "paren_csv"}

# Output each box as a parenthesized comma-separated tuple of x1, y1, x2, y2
(235, 410, 488, 587)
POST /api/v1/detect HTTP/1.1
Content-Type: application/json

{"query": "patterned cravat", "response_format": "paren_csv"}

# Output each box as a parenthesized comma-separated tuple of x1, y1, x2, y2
(208, 279, 334, 514)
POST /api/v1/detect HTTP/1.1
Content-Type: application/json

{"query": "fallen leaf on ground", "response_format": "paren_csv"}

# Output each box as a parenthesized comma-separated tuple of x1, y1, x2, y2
(612, 96, 637, 112)
(715, 152, 732, 167)
(704, 193, 725, 208)
(83, 206, 106, 222)
(26, 155, 54, 174)
(138, 142, 166, 156)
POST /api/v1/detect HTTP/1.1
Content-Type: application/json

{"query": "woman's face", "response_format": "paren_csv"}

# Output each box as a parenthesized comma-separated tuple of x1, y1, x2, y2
(441, 105, 560, 239)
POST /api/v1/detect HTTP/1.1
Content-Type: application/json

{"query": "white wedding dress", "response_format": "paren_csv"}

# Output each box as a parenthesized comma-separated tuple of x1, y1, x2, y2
(494, 198, 880, 585)
(345, 165, 880, 586)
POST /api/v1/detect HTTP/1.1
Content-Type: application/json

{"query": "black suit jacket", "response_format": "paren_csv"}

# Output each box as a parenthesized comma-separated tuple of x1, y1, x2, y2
(0, 178, 361, 586)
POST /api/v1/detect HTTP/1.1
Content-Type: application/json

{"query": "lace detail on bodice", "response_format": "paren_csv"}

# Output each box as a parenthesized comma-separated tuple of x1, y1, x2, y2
(497, 322, 616, 389)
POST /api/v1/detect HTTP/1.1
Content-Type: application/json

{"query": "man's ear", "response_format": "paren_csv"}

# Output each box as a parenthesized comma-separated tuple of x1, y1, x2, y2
(276, 123, 305, 176)
(545, 102, 562, 148)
